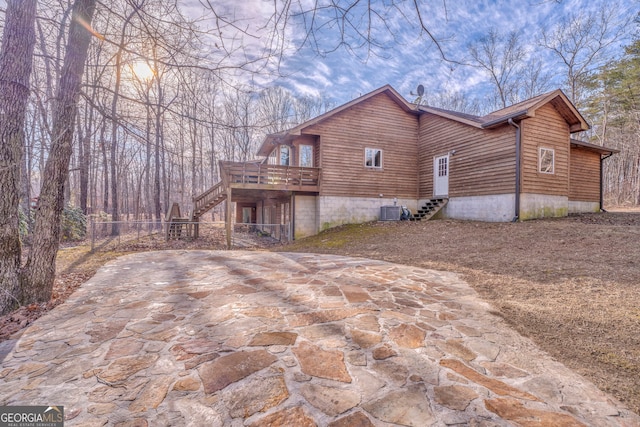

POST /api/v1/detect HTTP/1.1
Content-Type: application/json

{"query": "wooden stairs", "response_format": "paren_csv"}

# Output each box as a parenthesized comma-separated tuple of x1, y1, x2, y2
(410, 198, 448, 221)
(192, 182, 227, 220)
(164, 182, 227, 240)
(165, 202, 194, 240)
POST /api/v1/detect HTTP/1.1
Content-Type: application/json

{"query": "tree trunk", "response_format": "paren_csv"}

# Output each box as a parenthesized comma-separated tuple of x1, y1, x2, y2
(108, 9, 135, 234)
(0, 0, 37, 315)
(154, 98, 162, 225)
(100, 125, 109, 213)
(110, 62, 121, 235)
(23, 116, 36, 233)
(21, 0, 97, 304)
(145, 101, 152, 220)
(79, 99, 93, 214)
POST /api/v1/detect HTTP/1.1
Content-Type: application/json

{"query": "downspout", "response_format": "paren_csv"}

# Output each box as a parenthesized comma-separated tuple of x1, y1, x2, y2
(600, 152, 614, 212)
(508, 119, 521, 221)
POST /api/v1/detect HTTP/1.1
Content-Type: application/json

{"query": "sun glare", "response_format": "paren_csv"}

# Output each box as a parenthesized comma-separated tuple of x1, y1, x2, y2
(131, 60, 154, 80)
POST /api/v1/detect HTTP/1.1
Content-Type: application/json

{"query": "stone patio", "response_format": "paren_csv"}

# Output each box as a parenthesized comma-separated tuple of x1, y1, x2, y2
(0, 250, 638, 426)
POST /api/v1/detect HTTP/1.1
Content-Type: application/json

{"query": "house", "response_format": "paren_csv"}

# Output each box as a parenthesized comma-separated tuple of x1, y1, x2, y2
(189, 85, 617, 242)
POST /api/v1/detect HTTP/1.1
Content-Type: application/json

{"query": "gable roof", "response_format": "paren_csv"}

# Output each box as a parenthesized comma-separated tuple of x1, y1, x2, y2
(258, 86, 592, 157)
(420, 89, 590, 133)
(257, 85, 417, 156)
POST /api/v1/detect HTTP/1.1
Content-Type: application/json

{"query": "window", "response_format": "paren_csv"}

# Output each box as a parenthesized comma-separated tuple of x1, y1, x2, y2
(365, 148, 382, 168)
(539, 147, 555, 174)
(268, 150, 277, 165)
(268, 145, 292, 166)
(280, 146, 290, 166)
(299, 145, 313, 167)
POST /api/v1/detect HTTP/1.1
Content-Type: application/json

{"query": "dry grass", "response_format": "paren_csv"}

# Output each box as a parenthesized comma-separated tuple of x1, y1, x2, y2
(277, 210, 640, 414)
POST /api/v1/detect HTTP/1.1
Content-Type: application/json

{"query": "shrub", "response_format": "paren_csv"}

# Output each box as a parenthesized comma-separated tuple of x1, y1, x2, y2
(61, 205, 87, 241)
(18, 206, 29, 242)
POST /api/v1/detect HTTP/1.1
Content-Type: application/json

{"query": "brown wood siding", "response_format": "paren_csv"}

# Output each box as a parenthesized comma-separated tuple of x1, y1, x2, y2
(303, 93, 419, 198)
(569, 147, 600, 201)
(418, 114, 516, 198)
(521, 103, 569, 196)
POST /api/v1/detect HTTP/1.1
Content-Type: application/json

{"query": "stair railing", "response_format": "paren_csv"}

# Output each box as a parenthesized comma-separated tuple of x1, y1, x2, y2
(192, 181, 226, 219)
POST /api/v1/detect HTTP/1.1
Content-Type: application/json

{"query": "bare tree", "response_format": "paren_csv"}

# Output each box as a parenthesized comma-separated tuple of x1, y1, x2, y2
(287, 0, 452, 61)
(468, 28, 526, 109)
(518, 59, 554, 100)
(221, 88, 259, 162)
(539, 3, 631, 105)
(427, 89, 482, 115)
(0, 0, 37, 314)
(258, 86, 295, 134)
(292, 93, 331, 124)
(21, 0, 97, 304)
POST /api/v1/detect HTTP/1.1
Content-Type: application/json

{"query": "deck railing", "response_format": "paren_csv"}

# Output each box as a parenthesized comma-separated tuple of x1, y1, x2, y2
(220, 161, 320, 189)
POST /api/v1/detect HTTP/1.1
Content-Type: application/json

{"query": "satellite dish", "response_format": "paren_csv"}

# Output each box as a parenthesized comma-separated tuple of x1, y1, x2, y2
(417, 84, 425, 97)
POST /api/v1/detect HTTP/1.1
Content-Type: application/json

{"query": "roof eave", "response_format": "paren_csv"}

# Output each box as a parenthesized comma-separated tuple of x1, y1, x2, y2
(481, 111, 531, 129)
(419, 106, 484, 128)
(570, 139, 619, 156)
(257, 133, 296, 156)
(569, 123, 590, 133)
(536, 90, 591, 132)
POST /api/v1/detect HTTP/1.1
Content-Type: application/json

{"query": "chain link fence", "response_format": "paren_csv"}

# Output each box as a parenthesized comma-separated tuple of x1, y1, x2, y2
(88, 220, 289, 252)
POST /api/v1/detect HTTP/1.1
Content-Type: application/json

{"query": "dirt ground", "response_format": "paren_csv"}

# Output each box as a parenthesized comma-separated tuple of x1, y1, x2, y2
(1, 211, 639, 415)
(277, 209, 640, 415)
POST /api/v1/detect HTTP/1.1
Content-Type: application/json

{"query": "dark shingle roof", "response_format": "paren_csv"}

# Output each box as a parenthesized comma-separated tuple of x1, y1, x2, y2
(419, 89, 590, 132)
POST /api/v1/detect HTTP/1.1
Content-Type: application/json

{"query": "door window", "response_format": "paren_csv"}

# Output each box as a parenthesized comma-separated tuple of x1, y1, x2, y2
(438, 157, 448, 177)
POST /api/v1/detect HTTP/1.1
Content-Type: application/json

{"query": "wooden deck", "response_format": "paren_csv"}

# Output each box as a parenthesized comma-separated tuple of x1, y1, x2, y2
(220, 161, 321, 192)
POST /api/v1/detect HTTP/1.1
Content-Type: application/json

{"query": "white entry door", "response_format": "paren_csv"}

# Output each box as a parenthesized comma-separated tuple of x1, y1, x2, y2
(434, 155, 449, 197)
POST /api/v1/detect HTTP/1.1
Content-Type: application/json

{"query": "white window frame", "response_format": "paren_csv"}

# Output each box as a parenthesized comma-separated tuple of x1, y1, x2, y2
(365, 148, 383, 169)
(280, 145, 290, 166)
(539, 147, 555, 174)
(268, 150, 278, 165)
(437, 156, 448, 177)
(299, 144, 313, 167)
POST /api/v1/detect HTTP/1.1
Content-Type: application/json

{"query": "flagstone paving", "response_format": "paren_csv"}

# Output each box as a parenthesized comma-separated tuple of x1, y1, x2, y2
(1, 250, 638, 426)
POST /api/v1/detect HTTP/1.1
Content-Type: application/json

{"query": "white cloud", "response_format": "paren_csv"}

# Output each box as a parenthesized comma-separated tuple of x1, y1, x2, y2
(183, 0, 637, 108)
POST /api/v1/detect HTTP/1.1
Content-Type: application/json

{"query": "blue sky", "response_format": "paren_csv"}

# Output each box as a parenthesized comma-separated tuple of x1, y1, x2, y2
(183, 0, 638, 111)
(286, 0, 637, 107)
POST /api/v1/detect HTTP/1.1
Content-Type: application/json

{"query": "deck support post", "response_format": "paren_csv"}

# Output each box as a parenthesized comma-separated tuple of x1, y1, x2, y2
(225, 187, 232, 249)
